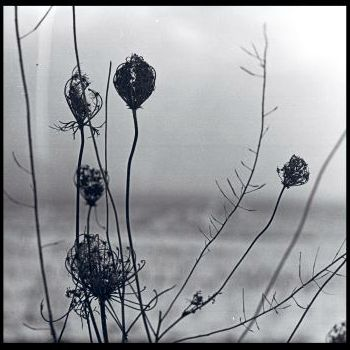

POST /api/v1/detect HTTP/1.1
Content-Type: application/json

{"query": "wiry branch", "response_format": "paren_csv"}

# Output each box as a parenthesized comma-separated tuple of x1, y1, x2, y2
(4, 189, 34, 208)
(172, 254, 345, 343)
(238, 129, 346, 342)
(12, 151, 31, 174)
(19, 6, 53, 40)
(158, 26, 270, 336)
(287, 259, 346, 342)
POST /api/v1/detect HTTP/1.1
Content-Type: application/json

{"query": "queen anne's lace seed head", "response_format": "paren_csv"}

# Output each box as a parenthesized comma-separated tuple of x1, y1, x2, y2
(65, 234, 146, 305)
(75, 165, 107, 206)
(113, 54, 156, 110)
(65, 67, 103, 126)
(277, 155, 310, 188)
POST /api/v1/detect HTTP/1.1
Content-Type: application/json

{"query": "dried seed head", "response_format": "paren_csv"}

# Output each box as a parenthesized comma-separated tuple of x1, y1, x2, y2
(64, 67, 103, 126)
(113, 54, 156, 110)
(65, 234, 146, 302)
(75, 165, 107, 206)
(326, 321, 346, 343)
(277, 155, 310, 188)
(66, 234, 123, 300)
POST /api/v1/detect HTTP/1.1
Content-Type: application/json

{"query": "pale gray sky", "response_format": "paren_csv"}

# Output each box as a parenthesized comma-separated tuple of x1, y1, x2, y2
(4, 6, 346, 204)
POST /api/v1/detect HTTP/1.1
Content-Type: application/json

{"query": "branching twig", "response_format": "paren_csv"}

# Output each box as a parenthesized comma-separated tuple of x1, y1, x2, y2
(19, 6, 53, 40)
(14, 6, 57, 342)
(238, 129, 346, 342)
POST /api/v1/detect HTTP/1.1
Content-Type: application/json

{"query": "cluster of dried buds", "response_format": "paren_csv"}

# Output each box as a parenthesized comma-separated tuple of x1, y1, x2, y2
(277, 155, 310, 188)
(113, 53, 156, 110)
(75, 165, 107, 207)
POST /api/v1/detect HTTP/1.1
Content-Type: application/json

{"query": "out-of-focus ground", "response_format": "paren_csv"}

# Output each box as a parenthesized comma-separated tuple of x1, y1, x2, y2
(3, 193, 346, 343)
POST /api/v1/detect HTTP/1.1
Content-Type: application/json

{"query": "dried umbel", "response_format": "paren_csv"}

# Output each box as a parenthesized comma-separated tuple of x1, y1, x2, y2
(326, 321, 346, 343)
(65, 67, 103, 125)
(51, 67, 104, 137)
(277, 155, 310, 188)
(75, 165, 108, 206)
(113, 54, 156, 110)
(65, 234, 145, 302)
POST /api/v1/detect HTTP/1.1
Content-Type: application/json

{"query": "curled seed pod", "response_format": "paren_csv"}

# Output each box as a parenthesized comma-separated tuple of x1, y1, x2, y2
(277, 155, 310, 188)
(326, 321, 346, 343)
(64, 67, 103, 127)
(75, 165, 108, 206)
(65, 234, 146, 302)
(113, 53, 156, 110)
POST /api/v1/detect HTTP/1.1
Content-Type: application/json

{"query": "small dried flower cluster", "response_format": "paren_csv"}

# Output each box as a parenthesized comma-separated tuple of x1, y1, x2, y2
(113, 54, 156, 110)
(66, 234, 145, 302)
(52, 67, 103, 137)
(277, 155, 310, 188)
(75, 165, 107, 207)
(326, 321, 346, 343)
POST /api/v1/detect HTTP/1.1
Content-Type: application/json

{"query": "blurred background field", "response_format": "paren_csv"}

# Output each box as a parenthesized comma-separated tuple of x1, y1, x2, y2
(3, 192, 346, 342)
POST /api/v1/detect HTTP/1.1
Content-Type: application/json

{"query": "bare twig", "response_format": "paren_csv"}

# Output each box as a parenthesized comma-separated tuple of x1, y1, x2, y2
(19, 6, 53, 40)
(4, 189, 34, 208)
(172, 254, 345, 343)
(15, 7, 57, 342)
(287, 259, 346, 342)
(238, 129, 346, 342)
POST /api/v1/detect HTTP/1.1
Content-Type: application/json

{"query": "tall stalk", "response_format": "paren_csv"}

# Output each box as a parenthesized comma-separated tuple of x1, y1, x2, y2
(71, 7, 127, 341)
(14, 6, 57, 343)
(124, 109, 152, 342)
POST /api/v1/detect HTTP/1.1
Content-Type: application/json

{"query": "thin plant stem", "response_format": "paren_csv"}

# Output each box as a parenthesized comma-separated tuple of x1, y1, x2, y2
(172, 254, 346, 343)
(160, 23, 269, 329)
(14, 6, 57, 342)
(238, 129, 346, 342)
(76, 128, 85, 243)
(99, 299, 109, 343)
(104, 61, 112, 247)
(287, 259, 346, 343)
(20, 6, 53, 39)
(159, 184, 285, 340)
(71, 7, 127, 341)
(124, 108, 152, 342)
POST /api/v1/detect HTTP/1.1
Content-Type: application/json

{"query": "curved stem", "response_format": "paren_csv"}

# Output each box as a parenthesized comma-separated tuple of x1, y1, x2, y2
(71, 8, 127, 341)
(14, 6, 57, 342)
(287, 258, 346, 342)
(172, 254, 346, 343)
(124, 109, 152, 342)
(160, 23, 269, 328)
(238, 129, 346, 342)
(159, 185, 286, 340)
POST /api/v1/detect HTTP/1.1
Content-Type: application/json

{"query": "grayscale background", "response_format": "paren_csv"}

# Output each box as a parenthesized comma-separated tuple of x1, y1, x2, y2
(3, 6, 346, 342)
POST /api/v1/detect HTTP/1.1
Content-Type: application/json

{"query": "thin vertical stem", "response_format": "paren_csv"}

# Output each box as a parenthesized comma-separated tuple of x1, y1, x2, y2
(99, 299, 109, 343)
(14, 6, 57, 343)
(125, 109, 152, 342)
(104, 61, 112, 247)
(71, 7, 127, 341)
(76, 128, 85, 243)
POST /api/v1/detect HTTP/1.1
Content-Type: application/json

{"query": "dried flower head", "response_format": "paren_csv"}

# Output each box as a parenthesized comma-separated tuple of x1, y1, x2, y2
(326, 321, 346, 343)
(66, 234, 145, 302)
(113, 54, 156, 110)
(75, 165, 107, 206)
(277, 155, 310, 188)
(51, 67, 104, 137)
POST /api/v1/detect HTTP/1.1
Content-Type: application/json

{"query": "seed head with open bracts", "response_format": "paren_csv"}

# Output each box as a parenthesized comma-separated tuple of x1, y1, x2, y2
(113, 54, 156, 110)
(65, 234, 146, 304)
(51, 67, 104, 137)
(277, 155, 310, 188)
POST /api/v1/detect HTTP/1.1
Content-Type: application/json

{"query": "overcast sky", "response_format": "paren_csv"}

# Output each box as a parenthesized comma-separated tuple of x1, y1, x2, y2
(4, 6, 346, 204)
